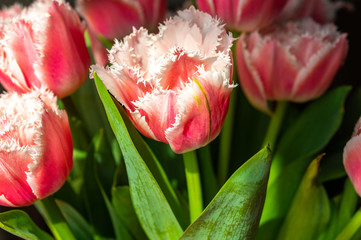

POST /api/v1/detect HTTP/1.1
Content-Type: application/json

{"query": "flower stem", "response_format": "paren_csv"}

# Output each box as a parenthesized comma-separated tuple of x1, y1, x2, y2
(217, 90, 237, 186)
(35, 197, 76, 240)
(183, 150, 203, 222)
(262, 101, 287, 149)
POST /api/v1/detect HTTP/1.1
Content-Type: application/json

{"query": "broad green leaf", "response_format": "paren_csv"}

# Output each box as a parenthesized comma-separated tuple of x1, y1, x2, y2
(277, 157, 331, 240)
(180, 147, 272, 240)
(270, 86, 351, 184)
(114, 98, 188, 227)
(0, 210, 53, 240)
(56, 200, 93, 240)
(259, 86, 350, 236)
(112, 186, 147, 240)
(258, 156, 313, 240)
(94, 72, 183, 240)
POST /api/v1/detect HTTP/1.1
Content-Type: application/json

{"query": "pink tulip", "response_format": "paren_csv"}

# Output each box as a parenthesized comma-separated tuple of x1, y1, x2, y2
(92, 7, 235, 153)
(236, 19, 348, 113)
(344, 117, 361, 196)
(0, 0, 91, 99)
(76, 0, 167, 40)
(278, 0, 352, 23)
(0, 89, 73, 207)
(196, 0, 287, 32)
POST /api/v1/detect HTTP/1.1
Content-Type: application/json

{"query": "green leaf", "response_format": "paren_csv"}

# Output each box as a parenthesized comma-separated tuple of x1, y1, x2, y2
(112, 186, 147, 240)
(0, 210, 53, 240)
(94, 72, 183, 240)
(114, 97, 188, 227)
(180, 147, 272, 239)
(259, 86, 350, 238)
(56, 200, 93, 240)
(83, 131, 115, 240)
(277, 156, 331, 240)
(269, 86, 351, 184)
(335, 208, 361, 240)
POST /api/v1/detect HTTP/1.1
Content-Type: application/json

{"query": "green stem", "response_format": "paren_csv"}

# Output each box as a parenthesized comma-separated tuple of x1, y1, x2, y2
(262, 101, 287, 149)
(217, 90, 237, 186)
(335, 208, 361, 240)
(198, 145, 218, 205)
(35, 197, 76, 240)
(183, 150, 203, 223)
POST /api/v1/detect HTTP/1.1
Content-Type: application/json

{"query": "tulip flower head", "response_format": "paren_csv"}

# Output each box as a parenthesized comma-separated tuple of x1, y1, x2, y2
(92, 7, 235, 153)
(0, 89, 73, 207)
(0, 0, 91, 99)
(197, 0, 287, 32)
(76, 0, 167, 40)
(278, 0, 351, 24)
(344, 117, 361, 196)
(236, 18, 348, 114)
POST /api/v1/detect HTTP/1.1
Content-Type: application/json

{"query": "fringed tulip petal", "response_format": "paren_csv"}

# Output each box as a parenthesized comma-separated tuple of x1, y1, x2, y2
(0, 89, 73, 207)
(0, 0, 90, 98)
(92, 7, 234, 153)
(236, 19, 348, 114)
(344, 118, 361, 196)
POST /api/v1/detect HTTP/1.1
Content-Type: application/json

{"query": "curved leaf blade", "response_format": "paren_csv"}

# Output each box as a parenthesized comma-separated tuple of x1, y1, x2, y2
(181, 147, 272, 239)
(93, 72, 183, 240)
(0, 210, 53, 240)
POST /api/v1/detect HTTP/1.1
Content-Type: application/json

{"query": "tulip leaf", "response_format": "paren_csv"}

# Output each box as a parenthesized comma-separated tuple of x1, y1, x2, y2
(259, 86, 350, 238)
(112, 186, 148, 240)
(56, 200, 93, 240)
(180, 147, 272, 239)
(277, 156, 331, 240)
(94, 72, 183, 240)
(113, 97, 189, 227)
(83, 131, 115, 240)
(0, 210, 53, 240)
(270, 86, 351, 184)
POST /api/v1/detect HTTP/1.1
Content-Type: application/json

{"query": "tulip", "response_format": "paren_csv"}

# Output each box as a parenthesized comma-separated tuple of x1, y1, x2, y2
(278, 0, 351, 23)
(196, 0, 287, 32)
(0, 89, 73, 207)
(76, 0, 167, 40)
(236, 18, 348, 114)
(344, 117, 361, 196)
(92, 7, 235, 153)
(0, 0, 91, 99)
(0, 4, 22, 23)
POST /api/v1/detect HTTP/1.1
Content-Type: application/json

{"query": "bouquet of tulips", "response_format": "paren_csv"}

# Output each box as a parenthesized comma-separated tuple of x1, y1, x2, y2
(0, 0, 360, 239)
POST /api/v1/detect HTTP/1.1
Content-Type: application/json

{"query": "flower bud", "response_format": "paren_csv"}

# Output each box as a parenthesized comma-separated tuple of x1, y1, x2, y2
(0, 0, 91, 99)
(344, 117, 361, 196)
(0, 89, 73, 207)
(92, 7, 235, 153)
(76, 0, 167, 40)
(236, 19, 348, 113)
(196, 0, 287, 32)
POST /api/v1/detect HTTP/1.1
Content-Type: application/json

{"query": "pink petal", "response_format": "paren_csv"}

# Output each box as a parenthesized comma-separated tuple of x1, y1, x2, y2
(165, 81, 211, 153)
(292, 34, 348, 101)
(76, 0, 144, 39)
(132, 91, 178, 143)
(344, 135, 361, 196)
(35, 1, 90, 98)
(236, 35, 269, 113)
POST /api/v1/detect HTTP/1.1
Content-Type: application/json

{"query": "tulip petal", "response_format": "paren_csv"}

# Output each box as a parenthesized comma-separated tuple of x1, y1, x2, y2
(77, 0, 144, 39)
(166, 81, 211, 153)
(236, 36, 269, 113)
(33, 1, 90, 98)
(344, 135, 361, 196)
(292, 34, 348, 101)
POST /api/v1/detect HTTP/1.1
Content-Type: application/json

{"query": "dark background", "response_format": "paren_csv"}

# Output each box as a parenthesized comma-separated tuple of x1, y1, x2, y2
(0, 0, 360, 239)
